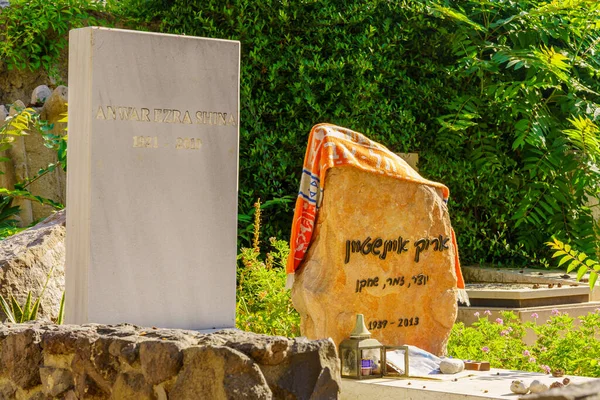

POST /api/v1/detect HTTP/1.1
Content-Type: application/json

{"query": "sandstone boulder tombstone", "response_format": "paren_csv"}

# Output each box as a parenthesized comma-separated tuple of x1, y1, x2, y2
(66, 27, 240, 329)
(288, 124, 466, 356)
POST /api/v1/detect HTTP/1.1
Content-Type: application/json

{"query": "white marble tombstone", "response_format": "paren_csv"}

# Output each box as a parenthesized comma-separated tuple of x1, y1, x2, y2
(65, 27, 240, 330)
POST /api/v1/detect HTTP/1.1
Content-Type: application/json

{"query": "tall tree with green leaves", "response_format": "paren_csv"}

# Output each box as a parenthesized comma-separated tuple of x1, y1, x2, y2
(425, 0, 600, 262)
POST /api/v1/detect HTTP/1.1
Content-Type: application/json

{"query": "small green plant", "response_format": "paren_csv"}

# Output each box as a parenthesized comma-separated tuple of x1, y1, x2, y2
(0, 105, 66, 228)
(0, 194, 21, 238)
(236, 199, 300, 337)
(0, 267, 63, 323)
(546, 237, 600, 289)
(448, 309, 600, 377)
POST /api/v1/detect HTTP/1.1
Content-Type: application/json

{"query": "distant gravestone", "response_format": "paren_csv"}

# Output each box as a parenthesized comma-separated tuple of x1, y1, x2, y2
(65, 27, 240, 330)
(288, 124, 465, 355)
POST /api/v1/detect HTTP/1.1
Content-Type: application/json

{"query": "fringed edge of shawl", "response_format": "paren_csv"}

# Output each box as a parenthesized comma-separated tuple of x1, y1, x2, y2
(457, 288, 470, 306)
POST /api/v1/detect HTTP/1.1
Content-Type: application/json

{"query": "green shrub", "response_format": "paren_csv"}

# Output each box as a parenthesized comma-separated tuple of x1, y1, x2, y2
(425, 0, 600, 262)
(236, 200, 300, 337)
(2, 0, 598, 266)
(448, 310, 600, 377)
(0, 0, 109, 78)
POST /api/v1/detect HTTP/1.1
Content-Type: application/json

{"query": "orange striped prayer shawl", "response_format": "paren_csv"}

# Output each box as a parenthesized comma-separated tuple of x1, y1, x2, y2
(286, 124, 466, 297)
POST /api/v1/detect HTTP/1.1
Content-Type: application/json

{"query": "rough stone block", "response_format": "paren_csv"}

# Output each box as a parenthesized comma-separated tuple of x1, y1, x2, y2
(139, 341, 183, 385)
(170, 346, 272, 400)
(31, 85, 52, 105)
(40, 366, 74, 397)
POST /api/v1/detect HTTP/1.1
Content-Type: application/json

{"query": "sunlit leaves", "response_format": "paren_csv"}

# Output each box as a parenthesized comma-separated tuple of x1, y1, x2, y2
(563, 116, 600, 161)
(547, 237, 600, 290)
(428, 0, 600, 262)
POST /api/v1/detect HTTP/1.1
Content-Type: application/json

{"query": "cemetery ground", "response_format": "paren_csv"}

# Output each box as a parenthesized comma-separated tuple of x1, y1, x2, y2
(1, 1, 600, 399)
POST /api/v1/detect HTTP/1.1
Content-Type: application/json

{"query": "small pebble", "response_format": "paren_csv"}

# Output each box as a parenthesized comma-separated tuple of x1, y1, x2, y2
(550, 382, 564, 389)
(558, 283, 562, 288)
(552, 368, 565, 377)
(548, 283, 554, 288)
(440, 358, 465, 374)
(530, 380, 549, 393)
(510, 380, 528, 394)
(562, 378, 570, 385)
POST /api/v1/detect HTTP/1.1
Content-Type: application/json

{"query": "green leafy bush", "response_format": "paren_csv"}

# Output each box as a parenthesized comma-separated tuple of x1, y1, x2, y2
(236, 200, 300, 337)
(425, 0, 600, 262)
(448, 310, 600, 377)
(2, 0, 599, 266)
(0, 0, 109, 77)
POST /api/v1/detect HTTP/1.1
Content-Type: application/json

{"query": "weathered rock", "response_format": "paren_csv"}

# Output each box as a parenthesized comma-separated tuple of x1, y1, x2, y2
(8, 99, 26, 115)
(292, 167, 459, 355)
(0, 327, 43, 389)
(260, 337, 340, 400)
(40, 366, 74, 397)
(171, 346, 272, 399)
(520, 380, 600, 399)
(40, 86, 69, 122)
(41, 85, 68, 123)
(0, 1, 9, 9)
(219, 329, 291, 365)
(0, 323, 341, 399)
(0, 210, 65, 322)
(0, 381, 16, 399)
(0, 104, 7, 121)
(440, 358, 464, 374)
(511, 379, 529, 394)
(0, 59, 67, 106)
(529, 379, 550, 394)
(111, 373, 155, 400)
(139, 340, 183, 385)
(31, 85, 52, 105)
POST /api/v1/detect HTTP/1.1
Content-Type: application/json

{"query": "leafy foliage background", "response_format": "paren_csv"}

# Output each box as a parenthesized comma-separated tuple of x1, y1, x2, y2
(1, 0, 599, 266)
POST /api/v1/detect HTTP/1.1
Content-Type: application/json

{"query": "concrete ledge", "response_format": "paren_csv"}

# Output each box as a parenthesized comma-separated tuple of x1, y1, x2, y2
(341, 369, 598, 400)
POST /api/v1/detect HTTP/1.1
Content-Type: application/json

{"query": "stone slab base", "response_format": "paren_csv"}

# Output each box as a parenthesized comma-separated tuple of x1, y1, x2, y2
(341, 369, 599, 400)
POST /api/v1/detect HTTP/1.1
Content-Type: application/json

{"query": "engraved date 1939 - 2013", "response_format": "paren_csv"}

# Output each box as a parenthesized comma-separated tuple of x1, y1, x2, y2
(367, 317, 420, 330)
(133, 136, 201, 150)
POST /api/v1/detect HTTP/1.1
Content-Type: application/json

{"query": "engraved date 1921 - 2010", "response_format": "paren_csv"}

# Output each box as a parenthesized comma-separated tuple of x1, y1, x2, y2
(368, 317, 420, 330)
(133, 136, 202, 150)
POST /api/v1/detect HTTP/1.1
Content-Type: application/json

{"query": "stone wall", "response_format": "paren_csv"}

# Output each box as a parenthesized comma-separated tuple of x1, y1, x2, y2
(0, 323, 341, 400)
